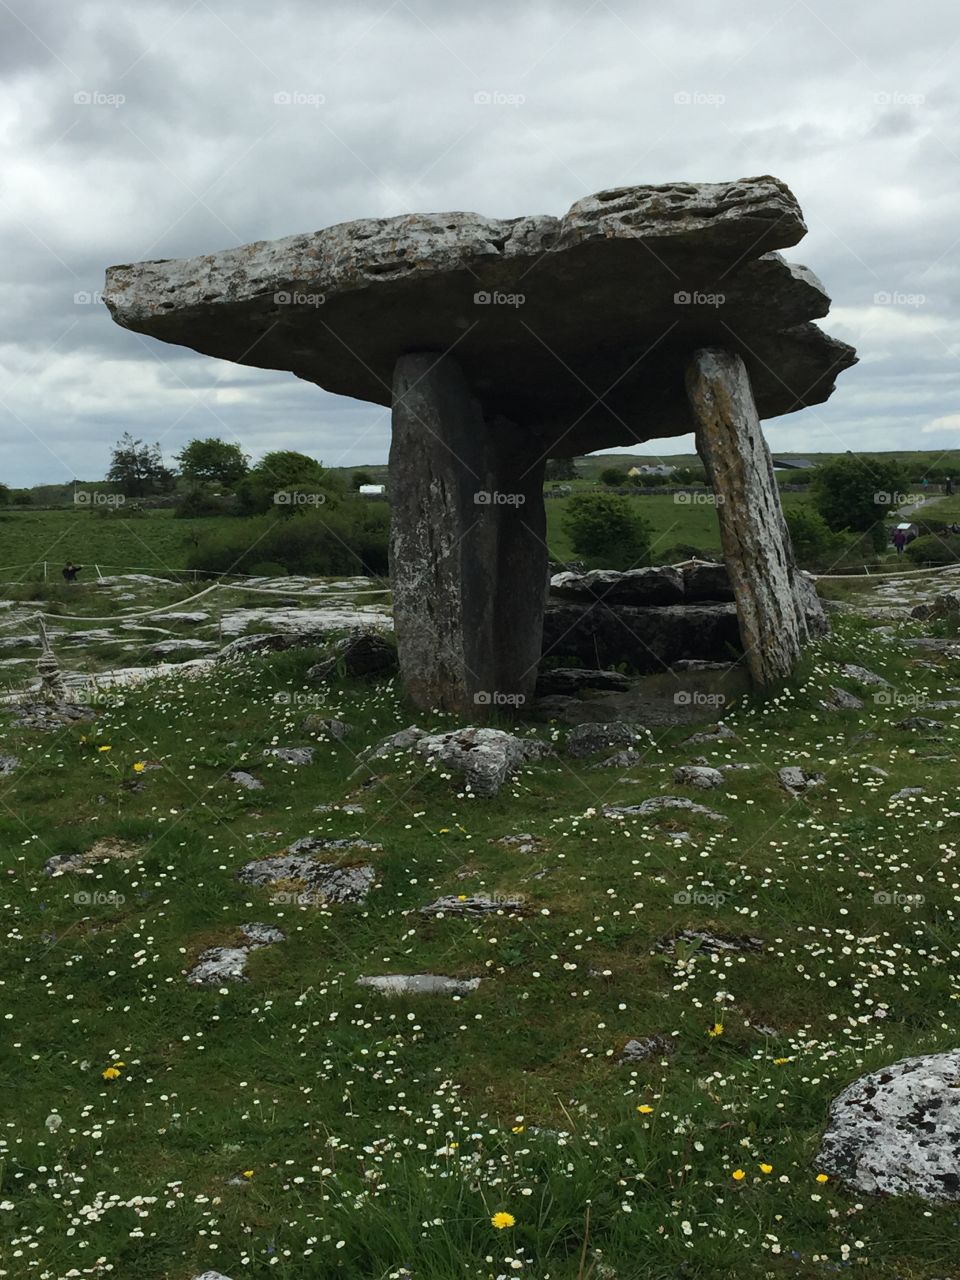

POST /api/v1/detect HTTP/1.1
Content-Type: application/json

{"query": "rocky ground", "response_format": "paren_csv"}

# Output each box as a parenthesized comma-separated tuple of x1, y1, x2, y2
(0, 570, 959, 1279)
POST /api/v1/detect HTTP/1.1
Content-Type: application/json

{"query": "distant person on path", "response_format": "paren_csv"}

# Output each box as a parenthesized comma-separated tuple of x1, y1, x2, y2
(946, 476, 954, 495)
(62, 562, 81, 582)
(892, 529, 907, 556)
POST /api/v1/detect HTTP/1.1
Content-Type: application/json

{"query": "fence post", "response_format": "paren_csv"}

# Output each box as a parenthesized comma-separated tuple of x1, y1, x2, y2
(43, 561, 47, 582)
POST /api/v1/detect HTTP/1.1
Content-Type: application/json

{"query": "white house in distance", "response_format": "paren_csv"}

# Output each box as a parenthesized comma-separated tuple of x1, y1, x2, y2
(627, 463, 676, 478)
(358, 483, 387, 497)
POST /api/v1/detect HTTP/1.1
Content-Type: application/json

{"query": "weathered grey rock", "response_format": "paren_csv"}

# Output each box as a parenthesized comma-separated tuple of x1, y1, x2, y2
(859, 765, 889, 779)
(419, 893, 525, 916)
(566, 721, 641, 758)
(313, 802, 365, 815)
(44, 838, 143, 877)
(657, 929, 764, 954)
(822, 686, 864, 711)
(263, 746, 315, 765)
(218, 631, 326, 661)
(147, 638, 216, 656)
(237, 852, 376, 903)
(356, 974, 481, 996)
(305, 629, 398, 681)
(415, 727, 552, 797)
(493, 833, 543, 853)
(913, 590, 960, 621)
(359, 725, 428, 765)
(840, 663, 891, 688)
(535, 667, 631, 697)
(681, 560, 734, 602)
(227, 769, 264, 791)
(621, 1035, 674, 1063)
(0, 755, 18, 775)
(594, 747, 645, 769)
(542, 601, 741, 671)
(287, 835, 380, 854)
(687, 348, 807, 684)
(890, 786, 924, 801)
(818, 1050, 960, 1201)
(604, 797, 726, 821)
(302, 714, 352, 741)
(157, 611, 210, 624)
(895, 716, 943, 732)
(673, 765, 724, 790)
(683, 722, 736, 746)
(186, 923, 284, 985)
(549, 566, 684, 606)
(778, 766, 826, 794)
(13, 699, 95, 730)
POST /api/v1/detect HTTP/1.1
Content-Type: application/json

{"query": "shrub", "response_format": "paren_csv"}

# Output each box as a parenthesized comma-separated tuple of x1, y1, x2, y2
(174, 486, 236, 519)
(562, 492, 652, 570)
(187, 504, 389, 577)
(599, 467, 628, 487)
(785, 507, 842, 570)
(811, 456, 908, 550)
(905, 534, 960, 566)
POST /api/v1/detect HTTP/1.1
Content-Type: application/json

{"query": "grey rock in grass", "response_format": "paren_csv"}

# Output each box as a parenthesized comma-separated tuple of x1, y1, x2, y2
(356, 974, 481, 996)
(287, 835, 380, 854)
(549, 566, 685, 607)
(822, 686, 864, 711)
(566, 721, 642, 758)
(218, 631, 327, 661)
(594, 747, 645, 769)
(44, 838, 144, 877)
(414, 727, 553, 797)
(157, 611, 211, 625)
(535, 667, 631, 697)
(494, 833, 543, 853)
(358, 725, 428, 765)
(859, 764, 889, 779)
(673, 765, 724, 790)
(604, 796, 726, 821)
(147, 638, 217, 656)
(621, 1035, 674, 1063)
(186, 922, 284, 985)
(778, 766, 826, 794)
(419, 893, 525, 917)
(227, 769, 264, 791)
(683, 722, 736, 746)
(890, 786, 924, 801)
(658, 928, 764, 954)
(302, 714, 352, 741)
(13, 700, 96, 731)
(895, 716, 944, 732)
(818, 1050, 960, 1201)
(306, 629, 397, 681)
(237, 853, 376, 904)
(193, 1273, 236, 1280)
(0, 755, 19, 775)
(313, 802, 366, 815)
(839, 663, 891, 688)
(681, 560, 735, 602)
(263, 746, 315, 765)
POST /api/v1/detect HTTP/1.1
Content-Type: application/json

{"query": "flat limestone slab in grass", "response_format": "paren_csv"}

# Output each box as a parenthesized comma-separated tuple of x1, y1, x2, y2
(356, 974, 481, 997)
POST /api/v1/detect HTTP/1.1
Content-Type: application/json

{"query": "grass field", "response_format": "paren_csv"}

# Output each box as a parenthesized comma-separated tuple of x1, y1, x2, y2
(1, 609, 959, 1278)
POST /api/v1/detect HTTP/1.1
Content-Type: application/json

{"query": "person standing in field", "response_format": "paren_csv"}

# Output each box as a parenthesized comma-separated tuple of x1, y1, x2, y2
(62, 562, 82, 582)
(892, 529, 907, 556)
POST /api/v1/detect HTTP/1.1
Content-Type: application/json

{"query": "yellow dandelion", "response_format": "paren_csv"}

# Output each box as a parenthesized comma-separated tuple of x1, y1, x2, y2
(98, 745, 112, 753)
(457, 894, 467, 901)
(816, 1173, 829, 1183)
(133, 761, 146, 773)
(759, 1163, 773, 1174)
(731, 1168, 746, 1182)
(242, 1169, 254, 1179)
(773, 1057, 791, 1065)
(491, 1212, 515, 1230)
(511, 1125, 525, 1134)
(636, 1104, 654, 1114)
(707, 1022, 724, 1037)
(438, 828, 450, 834)
(102, 1066, 121, 1080)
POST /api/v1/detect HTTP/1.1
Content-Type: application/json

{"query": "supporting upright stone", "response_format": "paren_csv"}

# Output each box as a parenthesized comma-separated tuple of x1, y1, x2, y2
(686, 347, 805, 685)
(389, 352, 547, 714)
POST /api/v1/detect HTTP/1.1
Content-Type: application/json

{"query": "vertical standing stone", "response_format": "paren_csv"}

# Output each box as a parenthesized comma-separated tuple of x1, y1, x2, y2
(389, 352, 547, 714)
(686, 347, 806, 685)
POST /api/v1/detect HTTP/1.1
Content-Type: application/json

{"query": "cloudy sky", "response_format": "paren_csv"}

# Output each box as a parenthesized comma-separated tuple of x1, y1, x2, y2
(1, 0, 957, 486)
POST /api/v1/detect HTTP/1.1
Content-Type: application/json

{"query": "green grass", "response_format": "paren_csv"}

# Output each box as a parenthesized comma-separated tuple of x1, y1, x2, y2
(1, 611, 959, 1278)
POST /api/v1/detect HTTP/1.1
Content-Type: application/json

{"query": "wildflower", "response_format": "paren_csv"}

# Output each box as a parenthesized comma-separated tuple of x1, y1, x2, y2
(760, 1163, 773, 1174)
(133, 761, 146, 773)
(731, 1169, 746, 1182)
(491, 1212, 515, 1230)
(636, 1104, 654, 1114)
(708, 1022, 724, 1037)
(438, 828, 450, 834)
(98, 745, 112, 753)
(511, 1125, 525, 1134)
(816, 1173, 829, 1183)
(242, 1170, 254, 1179)
(102, 1066, 121, 1080)
(773, 1057, 791, 1065)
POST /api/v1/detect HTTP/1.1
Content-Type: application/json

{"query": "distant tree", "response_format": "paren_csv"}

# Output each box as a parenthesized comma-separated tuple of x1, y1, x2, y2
(0, 483, 9, 507)
(562, 492, 652, 570)
(811, 456, 908, 551)
(12, 490, 32, 505)
(107, 433, 175, 497)
(599, 467, 628, 488)
(785, 506, 840, 569)
(545, 457, 578, 482)
(176, 437, 248, 489)
(351, 470, 375, 489)
(238, 450, 344, 515)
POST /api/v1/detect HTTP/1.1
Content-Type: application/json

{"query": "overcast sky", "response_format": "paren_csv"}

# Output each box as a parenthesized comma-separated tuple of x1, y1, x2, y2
(1, 0, 957, 486)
